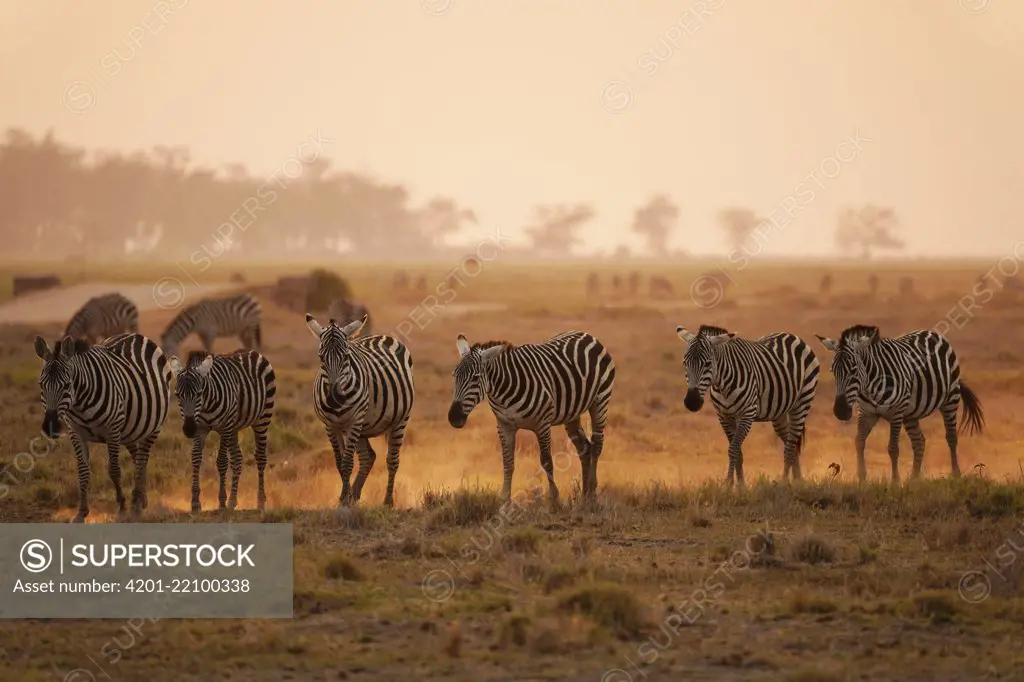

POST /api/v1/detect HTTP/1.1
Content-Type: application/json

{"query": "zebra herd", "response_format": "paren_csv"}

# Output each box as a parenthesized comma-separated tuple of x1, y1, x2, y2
(30, 291, 986, 522)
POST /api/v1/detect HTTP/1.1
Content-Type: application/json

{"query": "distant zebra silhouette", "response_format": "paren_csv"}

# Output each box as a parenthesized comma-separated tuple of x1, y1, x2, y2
(628, 271, 641, 295)
(586, 273, 600, 295)
(34, 332, 172, 522)
(649, 276, 674, 298)
(677, 325, 820, 486)
(170, 350, 276, 513)
(819, 274, 833, 295)
(448, 331, 616, 502)
(815, 325, 984, 482)
(64, 293, 139, 342)
(161, 293, 261, 357)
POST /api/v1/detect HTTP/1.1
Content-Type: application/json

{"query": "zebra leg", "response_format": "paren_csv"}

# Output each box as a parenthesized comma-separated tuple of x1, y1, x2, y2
(587, 403, 609, 498)
(497, 422, 517, 501)
(253, 426, 269, 511)
(383, 419, 409, 508)
(216, 434, 230, 509)
(854, 412, 879, 483)
(70, 433, 91, 523)
(189, 431, 208, 514)
(905, 418, 926, 479)
(940, 402, 962, 478)
(728, 417, 754, 488)
(535, 426, 559, 505)
(352, 437, 376, 503)
(772, 417, 791, 481)
(565, 418, 591, 497)
(717, 414, 737, 485)
(886, 418, 903, 484)
(227, 432, 243, 510)
(326, 426, 355, 505)
(199, 331, 215, 353)
(126, 438, 153, 512)
(106, 440, 126, 513)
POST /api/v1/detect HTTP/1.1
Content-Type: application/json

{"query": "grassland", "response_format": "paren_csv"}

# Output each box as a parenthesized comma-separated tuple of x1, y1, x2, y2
(1, 259, 1023, 681)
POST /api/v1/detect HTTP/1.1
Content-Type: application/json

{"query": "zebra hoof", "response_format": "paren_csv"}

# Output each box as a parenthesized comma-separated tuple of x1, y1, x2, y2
(71, 515, 86, 524)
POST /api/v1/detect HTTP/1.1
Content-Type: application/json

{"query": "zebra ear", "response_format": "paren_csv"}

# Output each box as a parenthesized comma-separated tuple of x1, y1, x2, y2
(456, 335, 471, 358)
(34, 336, 51, 360)
(707, 332, 736, 347)
(196, 355, 214, 378)
(168, 355, 183, 375)
(305, 313, 325, 338)
(675, 326, 696, 344)
(814, 334, 839, 352)
(340, 315, 366, 338)
(478, 344, 507, 363)
(59, 335, 77, 358)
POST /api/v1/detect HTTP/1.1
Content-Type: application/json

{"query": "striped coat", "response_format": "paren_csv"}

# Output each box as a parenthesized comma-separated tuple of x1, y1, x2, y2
(64, 293, 139, 342)
(306, 314, 415, 507)
(170, 350, 276, 513)
(815, 325, 984, 482)
(448, 331, 616, 502)
(677, 325, 819, 485)
(161, 293, 262, 356)
(34, 332, 172, 522)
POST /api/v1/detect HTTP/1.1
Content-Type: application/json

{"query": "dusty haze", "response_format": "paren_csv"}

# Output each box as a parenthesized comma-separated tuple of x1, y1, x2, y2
(2, 0, 1021, 256)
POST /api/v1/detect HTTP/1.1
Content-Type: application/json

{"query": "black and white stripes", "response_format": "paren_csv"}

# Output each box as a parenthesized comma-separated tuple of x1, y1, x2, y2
(169, 349, 276, 513)
(306, 313, 415, 507)
(161, 293, 262, 357)
(676, 325, 820, 486)
(447, 331, 616, 502)
(34, 332, 172, 522)
(64, 293, 139, 343)
(815, 325, 984, 482)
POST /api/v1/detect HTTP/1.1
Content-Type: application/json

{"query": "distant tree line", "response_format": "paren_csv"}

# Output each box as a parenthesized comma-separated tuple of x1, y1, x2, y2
(0, 128, 907, 260)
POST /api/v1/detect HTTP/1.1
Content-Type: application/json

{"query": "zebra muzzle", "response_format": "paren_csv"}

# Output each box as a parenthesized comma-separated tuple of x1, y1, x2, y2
(683, 389, 704, 412)
(41, 411, 62, 438)
(447, 404, 467, 429)
(182, 417, 198, 439)
(833, 398, 853, 422)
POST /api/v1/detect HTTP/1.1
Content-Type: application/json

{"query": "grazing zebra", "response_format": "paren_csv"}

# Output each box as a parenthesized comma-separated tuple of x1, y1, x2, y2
(169, 349, 276, 513)
(327, 299, 372, 336)
(161, 293, 262, 357)
(64, 293, 139, 342)
(33, 332, 172, 522)
(306, 313, 414, 507)
(676, 325, 819, 486)
(814, 325, 984, 482)
(448, 331, 616, 502)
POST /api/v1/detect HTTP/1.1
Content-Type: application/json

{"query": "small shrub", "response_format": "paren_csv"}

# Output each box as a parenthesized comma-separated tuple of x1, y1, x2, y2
(307, 269, 353, 311)
(428, 487, 505, 528)
(543, 568, 576, 594)
(789, 594, 838, 614)
(502, 528, 542, 554)
(496, 614, 531, 648)
(910, 591, 958, 624)
(788, 534, 836, 565)
(324, 555, 365, 582)
(558, 584, 648, 638)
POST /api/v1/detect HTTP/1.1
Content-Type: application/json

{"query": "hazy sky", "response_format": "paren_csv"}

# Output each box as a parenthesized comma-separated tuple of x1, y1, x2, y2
(2, 1, 1021, 257)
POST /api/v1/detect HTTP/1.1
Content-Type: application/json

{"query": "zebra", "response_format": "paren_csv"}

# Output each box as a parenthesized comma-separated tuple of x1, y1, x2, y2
(169, 349, 276, 513)
(305, 313, 414, 507)
(327, 299, 372, 336)
(814, 324, 984, 483)
(448, 331, 616, 503)
(161, 293, 262, 357)
(64, 293, 139, 343)
(33, 332, 172, 522)
(676, 325, 820, 486)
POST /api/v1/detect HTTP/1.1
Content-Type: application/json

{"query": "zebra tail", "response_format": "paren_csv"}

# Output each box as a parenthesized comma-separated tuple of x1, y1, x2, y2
(958, 381, 985, 436)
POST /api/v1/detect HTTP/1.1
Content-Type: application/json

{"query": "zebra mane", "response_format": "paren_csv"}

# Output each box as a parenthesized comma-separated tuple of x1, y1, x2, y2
(185, 350, 212, 368)
(471, 340, 516, 351)
(697, 325, 731, 337)
(839, 324, 880, 346)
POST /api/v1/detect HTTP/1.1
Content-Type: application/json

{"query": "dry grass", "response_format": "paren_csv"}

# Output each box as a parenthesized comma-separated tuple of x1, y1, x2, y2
(1, 259, 1023, 680)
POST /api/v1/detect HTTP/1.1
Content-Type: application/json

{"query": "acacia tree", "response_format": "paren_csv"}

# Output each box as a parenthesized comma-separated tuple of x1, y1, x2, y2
(631, 194, 679, 255)
(524, 203, 595, 258)
(835, 205, 904, 259)
(717, 207, 764, 251)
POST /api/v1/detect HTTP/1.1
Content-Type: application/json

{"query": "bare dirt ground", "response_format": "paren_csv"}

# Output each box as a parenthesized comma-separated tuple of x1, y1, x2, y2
(1, 260, 1023, 681)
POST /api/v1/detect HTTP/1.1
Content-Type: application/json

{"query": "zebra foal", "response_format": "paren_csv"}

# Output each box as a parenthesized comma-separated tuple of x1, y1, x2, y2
(306, 313, 414, 507)
(33, 332, 172, 522)
(814, 325, 984, 482)
(169, 349, 276, 513)
(676, 325, 819, 486)
(447, 331, 616, 502)
(65, 292, 139, 343)
(161, 293, 262, 357)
